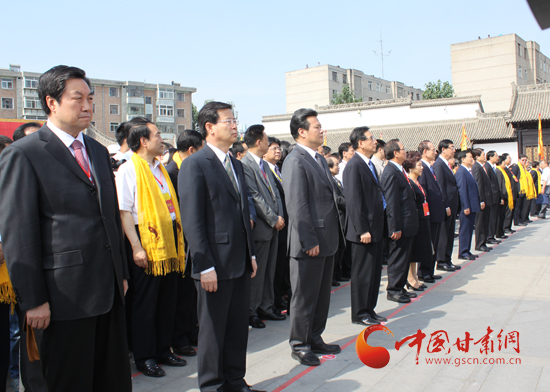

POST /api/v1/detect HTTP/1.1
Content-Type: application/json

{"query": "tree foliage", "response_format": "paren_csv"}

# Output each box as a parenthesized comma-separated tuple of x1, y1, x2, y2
(191, 103, 199, 131)
(422, 80, 455, 100)
(331, 83, 362, 105)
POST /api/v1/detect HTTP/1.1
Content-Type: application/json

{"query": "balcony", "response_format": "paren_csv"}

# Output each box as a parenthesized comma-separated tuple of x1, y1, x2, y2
(127, 97, 144, 104)
(157, 116, 175, 123)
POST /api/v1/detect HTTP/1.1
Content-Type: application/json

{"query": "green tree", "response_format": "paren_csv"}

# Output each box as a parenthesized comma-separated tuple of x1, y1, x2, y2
(191, 103, 199, 131)
(422, 80, 455, 100)
(331, 83, 362, 105)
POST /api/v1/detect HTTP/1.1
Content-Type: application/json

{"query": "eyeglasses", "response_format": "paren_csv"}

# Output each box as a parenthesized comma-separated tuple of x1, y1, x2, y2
(218, 118, 239, 126)
(268, 146, 281, 151)
(363, 136, 375, 141)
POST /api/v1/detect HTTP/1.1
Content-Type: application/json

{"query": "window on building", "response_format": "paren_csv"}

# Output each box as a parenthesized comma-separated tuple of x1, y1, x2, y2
(1, 79, 13, 89)
(110, 104, 119, 115)
(24, 97, 41, 109)
(109, 87, 119, 97)
(90, 121, 96, 127)
(90, 86, 95, 94)
(417, 93, 420, 100)
(178, 125, 186, 133)
(332, 89, 338, 97)
(24, 78, 38, 89)
(376, 83, 380, 92)
(525, 69, 528, 80)
(146, 114, 153, 121)
(1, 98, 14, 109)
(386, 86, 390, 94)
(368, 81, 372, 90)
(129, 106, 142, 114)
(158, 105, 174, 116)
(177, 109, 185, 118)
(524, 47, 528, 59)
(127, 86, 143, 97)
(518, 65, 522, 79)
(158, 89, 174, 99)
(110, 122, 119, 133)
(342, 75, 347, 84)
(332, 72, 338, 82)
(145, 96, 152, 104)
(93, 103, 95, 113)
(517, 43, 521, 56)
(368, 97, 373, 101)
(176, 92, 185, 102)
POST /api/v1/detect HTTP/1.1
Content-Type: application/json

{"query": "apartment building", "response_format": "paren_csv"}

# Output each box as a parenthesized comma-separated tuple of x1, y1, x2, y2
(285, 64, 424, 113)
(451, 34, 550, 112)
(0, 64, 196, 141)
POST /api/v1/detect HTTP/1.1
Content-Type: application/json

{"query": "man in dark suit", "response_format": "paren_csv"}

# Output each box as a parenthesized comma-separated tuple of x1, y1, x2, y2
(502, 153, 519, 234)
(282, 108, 342, 367)
(241, 125, 285, 328)
(511, 154, 529, 226)
(417, 140, 446, 283)
(484, 151, 502, 244)
(433, 139, 461, 272)
(326, 155, 346, 287)
(179, 102, 260, 392)
(165, 130, 204, 358)
(495, 156, 512, 238)
(381, 139, 419, 303)
(455, 150, 482, 260)
(471, 149, 493, 252)
(0, 65, 131, 391)
(343, 127, 386, 324)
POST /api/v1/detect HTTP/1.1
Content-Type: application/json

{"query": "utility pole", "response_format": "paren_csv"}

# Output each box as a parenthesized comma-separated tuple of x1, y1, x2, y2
(373, 31, 391, 79)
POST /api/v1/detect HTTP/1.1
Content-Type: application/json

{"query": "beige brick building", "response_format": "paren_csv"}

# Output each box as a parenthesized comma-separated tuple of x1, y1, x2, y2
(451, 34, 550, 113)
(0, 64, 196, 143)
(285, 64, 424, 113)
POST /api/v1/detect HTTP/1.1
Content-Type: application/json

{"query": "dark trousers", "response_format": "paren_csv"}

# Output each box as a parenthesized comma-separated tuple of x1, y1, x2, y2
(386, 235, 414, 295)
(488, 204, 498, 239)
(521, 199, 533, 222)
(475, 206, 490, 249)
(419, 221, 440, 277)
(172, 273, 198, 348)
(0, 304, 9, 392)
(273, 227, 291, 309)
(531, 199, 542, 216)
(195, 273, 250, 392)
(514, 195, 525, 224)
(459, 211, 476, 257)
(504, 205, 515, 231)
(350, 242, 382, 322)
(496, 203, 507, 238)
(289, 255, 334, 350)
(41, 294, 132, 392)
(16, 305, 46, 392)
(250, 232, 278, 316)
(437, 213, 456, 263)
(333, 233, 346, 280)
(341, 244, 352, 278)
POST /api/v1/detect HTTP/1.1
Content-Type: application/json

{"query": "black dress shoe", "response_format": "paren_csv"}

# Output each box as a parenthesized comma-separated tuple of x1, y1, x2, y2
(172, 345, 197, 357)
(159, 353, 187, 367)
(387, 293, 411, 303)
(369, 311, 388, 322)
(311, 343, 341, 354)
(487, 238, 501, 244)
(355, 316, 380, 326)
(437, 263, 455, 271)
(497, 235, 508, 239)
(448, 262, 461, 270)
(402, 291, 417, 298)
(505, 229, 516, 234)
(235, 386, 266, 392)
(526, 219, 533, 223)
(467, 252, 479, 259)
(331, 281, 340, 287)
(431, 275, 442, 280)
(406, 282, 424, 291)
(418, 275, 435, 283)
(538, 216, 546, 219)
(458, 254, 476, 260)
(249, 316, 266, 328)
(291, 350, 320, 366)
(516, 222, 527, 226)
(257, 310, 286, 321)
(137, 359, 166, 377)
(339, 276, 350, 282)
(475, 245, 492, 252)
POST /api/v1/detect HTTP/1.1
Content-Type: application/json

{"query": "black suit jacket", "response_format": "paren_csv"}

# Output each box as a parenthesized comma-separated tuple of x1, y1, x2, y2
(178, 145, 256, 280)
(332, 176, 346, 229)
(472, 161, 493, 207)
(417, 161, 446, 223)
(433, 157, 459, 214)
(484, 162, 501, 205)
(380, 162, 419, 238)
(505, 166, 519, 200)
(455, 166, 481, 213)
(0, 125, 128, 320)
(496, 168, 509, 201)
(342, 154, 385, 243)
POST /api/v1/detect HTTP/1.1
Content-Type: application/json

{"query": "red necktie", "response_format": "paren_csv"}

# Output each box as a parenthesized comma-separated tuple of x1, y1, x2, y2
(71, 140, 94, 185)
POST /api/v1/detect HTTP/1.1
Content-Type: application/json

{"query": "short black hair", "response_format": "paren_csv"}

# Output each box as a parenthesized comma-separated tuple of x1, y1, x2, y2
(486, 150, 497, 160)
(198, 101, 233, 138)
(498, 155, 507, 165)
(338, 142, 352, 159)
(177, 129, 204, 152)
(0, 135, 13, 154)
(403, 151, 421, 173)
(38, 65, 92, 116)
(115, 122, 133, 146)
(418, 140, 432, 155)
(501, 153, 510, 161)
(472, 148, 484, 160)
(321, 145, 331, 155)
(330, 152, 341, 162)
(127, 117, 154, 152)
(349, 127, 370, 150)
(326, 156, 336, 169)
(243, 124, 265, 147)
(519, 153, 528, 160)
(384, 139, 402, 160)
(13, 122, 41, 141)
(437, 139, 454, 154)
(230, 141, 246, 156)
(375, 139, 386, 152)
(268, 136, 281, 147)
(455, 149, 472, 164)
(290, 108, 318, 139)
(533, 161, 540, 168)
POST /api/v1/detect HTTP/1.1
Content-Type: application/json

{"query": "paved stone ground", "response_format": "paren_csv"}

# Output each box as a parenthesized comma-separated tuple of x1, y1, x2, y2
(131, 218, 550, 392)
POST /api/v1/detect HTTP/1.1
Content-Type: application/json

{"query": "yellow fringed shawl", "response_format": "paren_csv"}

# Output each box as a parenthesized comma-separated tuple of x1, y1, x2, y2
(0, 263, 16, 311)
(497, 166, 514, 210)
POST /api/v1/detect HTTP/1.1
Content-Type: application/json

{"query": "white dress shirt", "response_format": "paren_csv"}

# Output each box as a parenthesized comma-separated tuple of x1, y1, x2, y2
(208, 142, 239, 190)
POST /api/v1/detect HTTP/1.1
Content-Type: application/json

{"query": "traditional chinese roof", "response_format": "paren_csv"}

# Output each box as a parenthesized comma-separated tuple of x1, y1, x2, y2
(508, 83, 550, 123)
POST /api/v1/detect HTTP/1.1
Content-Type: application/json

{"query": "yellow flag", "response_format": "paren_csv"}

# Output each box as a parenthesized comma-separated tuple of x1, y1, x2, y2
(460, 121, 469, 150)
(539, 113, 544, 160)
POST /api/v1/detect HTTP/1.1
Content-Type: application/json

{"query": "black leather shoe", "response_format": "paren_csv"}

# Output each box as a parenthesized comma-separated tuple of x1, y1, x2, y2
(516, 222, 527, 226)
(538, 216, 546, 219)
(458, 255, 476, 260)
(387, 293, 411, 303)
(355, 316, 380, 326)
(172, 345, 197, 357)
(487, 238, 501, 244)
(437, 263, 455, 271)
(369, 311, 387, 322)
(311, 343, 341, 354)
(159, 353, 187, 367)
(406, 282, 424, 291)
(291, 350, 320, 366)
(418, 275, 435, 283)
(497, 235, 508, 239)
(467, 252, 479, 259)
(249, 316, 266, 328)
(235, 386, 266, 392)
(402, 291, 417, 298)
(331, 281, 340, 287)
(339, 276, 350, 282)
(431, 275, 442, 280)
(137, 359, 166, 377)
(448, 262, 461, 270)
(505, 229, 516, 234)
(475, 245, 492, 252)
(257, 310, 286, 321)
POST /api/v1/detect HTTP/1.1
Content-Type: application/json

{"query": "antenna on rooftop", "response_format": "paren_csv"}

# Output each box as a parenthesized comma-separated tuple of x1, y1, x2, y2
(373, 31, 391, 79)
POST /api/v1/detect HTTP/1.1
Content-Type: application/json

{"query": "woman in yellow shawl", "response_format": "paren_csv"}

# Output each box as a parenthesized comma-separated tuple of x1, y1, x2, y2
(496, 156, 513, 239)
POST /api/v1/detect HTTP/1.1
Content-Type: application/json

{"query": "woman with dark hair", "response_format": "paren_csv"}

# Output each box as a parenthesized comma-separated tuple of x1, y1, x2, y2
(403, 151, 431, 291)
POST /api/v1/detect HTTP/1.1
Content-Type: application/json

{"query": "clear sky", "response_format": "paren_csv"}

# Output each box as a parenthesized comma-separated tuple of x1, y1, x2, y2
(1, 0, 548, 130)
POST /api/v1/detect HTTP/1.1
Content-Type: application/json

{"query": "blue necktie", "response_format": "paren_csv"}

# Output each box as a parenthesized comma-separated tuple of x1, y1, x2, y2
(368, 160, 386, 210)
